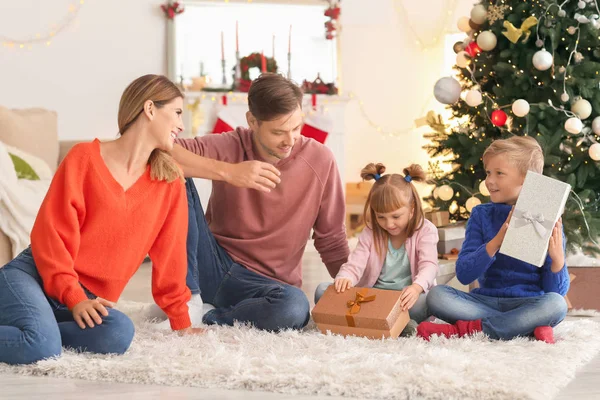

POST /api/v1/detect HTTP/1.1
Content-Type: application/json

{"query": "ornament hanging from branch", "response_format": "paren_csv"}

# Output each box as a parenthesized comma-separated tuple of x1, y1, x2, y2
(502, 16, 538, 43)
(487, 4, 510, 25)
(161, 1, 184, 19)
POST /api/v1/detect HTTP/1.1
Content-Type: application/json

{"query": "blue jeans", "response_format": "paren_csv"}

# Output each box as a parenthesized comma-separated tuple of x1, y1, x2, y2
(314, 282, 430, 323)
(427, 285, 568, 340)
(185, 179, 310, 331)
(0, 248, 135, 365)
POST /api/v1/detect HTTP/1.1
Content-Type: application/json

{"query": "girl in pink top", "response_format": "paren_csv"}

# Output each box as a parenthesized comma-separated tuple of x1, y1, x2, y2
(315, 163, 439, 331)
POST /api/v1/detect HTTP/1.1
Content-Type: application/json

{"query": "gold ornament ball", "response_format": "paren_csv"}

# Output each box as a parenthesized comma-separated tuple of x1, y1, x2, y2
(433, 187, 440, 199)
(476, 31, 497, 51)
(449, 201, 459, 214)
(565, 117, 583, 134)
(571, 98, 592, 119)
(466, 196, 482, 212)
(457, 16, 471, 32)
(479, 180, 490, 196)
(438, 185, 454, 201)
(470, 4, 487, 24)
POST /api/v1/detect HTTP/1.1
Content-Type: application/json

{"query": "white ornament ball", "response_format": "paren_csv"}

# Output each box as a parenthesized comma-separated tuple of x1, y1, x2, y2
(466, 196, 482, 212)
(592, 116, 600, 134)
(512, 99, 530, 117)
(465, 90, 483, 107)
(558, 9, 566, 17)
(438, 185, 454, 201)
(533, 49, 553, 71)
(565, 117, 584, 134)
(579, 0, 587, 9)
(479, 180, 490, 196)
(456, 51, 471, 68)
(589, 143, 600, 160)
(434, 77, 462, 104)
(457, 16, 471, 32)
(572, 98, 592, 119)
(477, 31, 497, 51)
(471, 5, 487, 24)
(432, 187, 439, 199)
(561, 92, 570, 102)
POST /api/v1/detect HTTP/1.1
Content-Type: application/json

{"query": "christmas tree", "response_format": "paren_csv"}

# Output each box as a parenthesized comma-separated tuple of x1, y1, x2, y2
(424, 0, 600, 255)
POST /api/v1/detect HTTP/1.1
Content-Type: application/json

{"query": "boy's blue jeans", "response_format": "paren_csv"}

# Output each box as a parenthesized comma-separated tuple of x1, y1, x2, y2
(427, 285, 568, 340)
(0, 248, 135, 365)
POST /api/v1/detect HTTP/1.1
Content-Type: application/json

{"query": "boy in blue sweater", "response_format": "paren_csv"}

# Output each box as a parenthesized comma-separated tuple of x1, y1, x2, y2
(418, 136, 569, 343)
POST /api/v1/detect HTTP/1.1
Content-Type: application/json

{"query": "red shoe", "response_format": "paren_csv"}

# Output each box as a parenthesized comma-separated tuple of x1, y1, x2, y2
(417, 320, 482, 341)
(533, 326, 555, 344)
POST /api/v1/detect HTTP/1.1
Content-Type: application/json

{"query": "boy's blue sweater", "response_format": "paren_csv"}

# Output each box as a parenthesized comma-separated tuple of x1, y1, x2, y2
(456, 202, 570, 297)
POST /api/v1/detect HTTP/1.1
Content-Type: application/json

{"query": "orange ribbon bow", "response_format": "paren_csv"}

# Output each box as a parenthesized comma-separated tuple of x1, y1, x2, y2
(345, 288, 376, 327)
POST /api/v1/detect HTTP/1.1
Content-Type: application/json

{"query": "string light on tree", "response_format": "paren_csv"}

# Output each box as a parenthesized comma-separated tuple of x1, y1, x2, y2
(465, 196, 482, 212)
(438, 185, 454, 201)
(465, 89, 483, 107)
(565, 117, 584, 134)
(589, 143, 600, 160)
(479, 181, 490, 196)
(512, 99, 530, 117)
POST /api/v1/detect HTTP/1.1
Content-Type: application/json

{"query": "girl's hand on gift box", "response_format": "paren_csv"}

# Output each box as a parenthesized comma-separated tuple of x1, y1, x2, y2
(334, 278, 353, 293)
(400, 283, 423, 311)
(486, 206, 514, 257)
(548, 217, 565, 272)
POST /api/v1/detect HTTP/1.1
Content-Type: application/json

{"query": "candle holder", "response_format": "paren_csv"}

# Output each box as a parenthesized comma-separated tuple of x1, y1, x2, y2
(221, 59, 227, 85)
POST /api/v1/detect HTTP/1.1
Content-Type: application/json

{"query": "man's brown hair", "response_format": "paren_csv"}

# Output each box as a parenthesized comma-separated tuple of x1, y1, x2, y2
(248, 73, 303, 122)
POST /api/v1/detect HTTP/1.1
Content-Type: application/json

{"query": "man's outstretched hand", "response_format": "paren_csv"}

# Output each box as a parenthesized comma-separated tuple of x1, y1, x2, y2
(223, 161, 281, 193)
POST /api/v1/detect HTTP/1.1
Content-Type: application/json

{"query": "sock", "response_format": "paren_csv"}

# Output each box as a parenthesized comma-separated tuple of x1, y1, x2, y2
(417, 320, 482, 341)
(533, 326, 555, 344)
(155, 294, 215, 330)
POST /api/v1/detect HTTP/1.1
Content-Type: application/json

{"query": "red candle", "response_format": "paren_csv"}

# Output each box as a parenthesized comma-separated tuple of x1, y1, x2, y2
(288, 25, 292, 54)
(261, 51, 266, 72)
(221, 31, 225, 60)
(236, 21, 239, 52)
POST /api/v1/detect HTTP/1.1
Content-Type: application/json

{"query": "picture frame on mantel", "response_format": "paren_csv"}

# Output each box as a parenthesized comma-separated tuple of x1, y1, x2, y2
(165, 0, 342, 93)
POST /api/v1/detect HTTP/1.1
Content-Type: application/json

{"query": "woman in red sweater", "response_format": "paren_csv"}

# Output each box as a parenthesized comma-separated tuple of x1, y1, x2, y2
(0, 75, 204, 365)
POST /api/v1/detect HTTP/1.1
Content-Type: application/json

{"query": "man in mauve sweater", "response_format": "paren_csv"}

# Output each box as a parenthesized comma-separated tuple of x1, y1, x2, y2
(171, 73, 349, 331)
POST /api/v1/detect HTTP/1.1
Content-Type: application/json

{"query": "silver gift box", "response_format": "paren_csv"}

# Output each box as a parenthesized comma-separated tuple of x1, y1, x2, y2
(499, 171, 571, 267)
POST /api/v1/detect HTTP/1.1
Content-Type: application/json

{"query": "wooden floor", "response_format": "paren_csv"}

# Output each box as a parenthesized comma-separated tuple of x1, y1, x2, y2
(1, 249, 599, 399)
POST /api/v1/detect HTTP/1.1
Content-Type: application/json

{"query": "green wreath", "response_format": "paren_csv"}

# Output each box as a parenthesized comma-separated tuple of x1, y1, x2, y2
(239, 52, 278, 81)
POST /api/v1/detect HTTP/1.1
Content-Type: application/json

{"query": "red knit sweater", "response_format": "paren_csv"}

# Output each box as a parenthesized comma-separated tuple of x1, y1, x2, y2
(30, 139, 191, 330)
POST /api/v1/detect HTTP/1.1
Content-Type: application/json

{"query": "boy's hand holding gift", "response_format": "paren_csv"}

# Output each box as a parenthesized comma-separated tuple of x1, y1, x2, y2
(548, 218, 565, 272)
(400, 283, 423, 311)
(486, 207, 514, 257)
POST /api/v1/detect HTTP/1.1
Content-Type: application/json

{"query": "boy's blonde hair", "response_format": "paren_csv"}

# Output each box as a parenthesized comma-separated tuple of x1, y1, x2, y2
(482, 136, 544, 175)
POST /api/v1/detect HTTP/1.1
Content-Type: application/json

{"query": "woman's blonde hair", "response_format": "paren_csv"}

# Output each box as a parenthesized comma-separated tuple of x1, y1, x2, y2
(361, 162, 427, 257)
(118, 74, 184, 183)
(482, 135, 544, 175)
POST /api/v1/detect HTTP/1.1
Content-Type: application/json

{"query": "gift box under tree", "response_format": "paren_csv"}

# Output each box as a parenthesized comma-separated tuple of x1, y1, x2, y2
(312, 286, 409, 339)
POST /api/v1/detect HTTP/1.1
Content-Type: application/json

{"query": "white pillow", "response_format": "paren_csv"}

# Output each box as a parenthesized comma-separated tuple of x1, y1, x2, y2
(5, 143, 53, 180)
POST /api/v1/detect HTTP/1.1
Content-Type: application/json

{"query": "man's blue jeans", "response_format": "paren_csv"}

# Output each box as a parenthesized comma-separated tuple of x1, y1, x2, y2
(185, 178, 310, 331)
(0, 248, 135, 365)
(427, 285, 567, 340)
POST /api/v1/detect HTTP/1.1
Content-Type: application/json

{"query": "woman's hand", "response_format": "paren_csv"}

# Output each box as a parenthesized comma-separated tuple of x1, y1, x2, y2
(71, 297, 114, 329)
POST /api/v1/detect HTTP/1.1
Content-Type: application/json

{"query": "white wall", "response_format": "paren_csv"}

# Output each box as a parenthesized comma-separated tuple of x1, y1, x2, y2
(1, 0, 474, 179)
(0, 0, 166, 141)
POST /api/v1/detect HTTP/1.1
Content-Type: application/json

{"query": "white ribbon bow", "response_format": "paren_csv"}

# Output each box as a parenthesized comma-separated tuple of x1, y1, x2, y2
(513, 209, 553, 238)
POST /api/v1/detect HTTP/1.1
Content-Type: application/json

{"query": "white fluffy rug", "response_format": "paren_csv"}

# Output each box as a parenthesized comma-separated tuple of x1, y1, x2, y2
(1, 301, 599, 400)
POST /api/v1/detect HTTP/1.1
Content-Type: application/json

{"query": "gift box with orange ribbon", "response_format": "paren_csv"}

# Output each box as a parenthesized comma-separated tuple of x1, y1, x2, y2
(311, 286, 410, 339)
